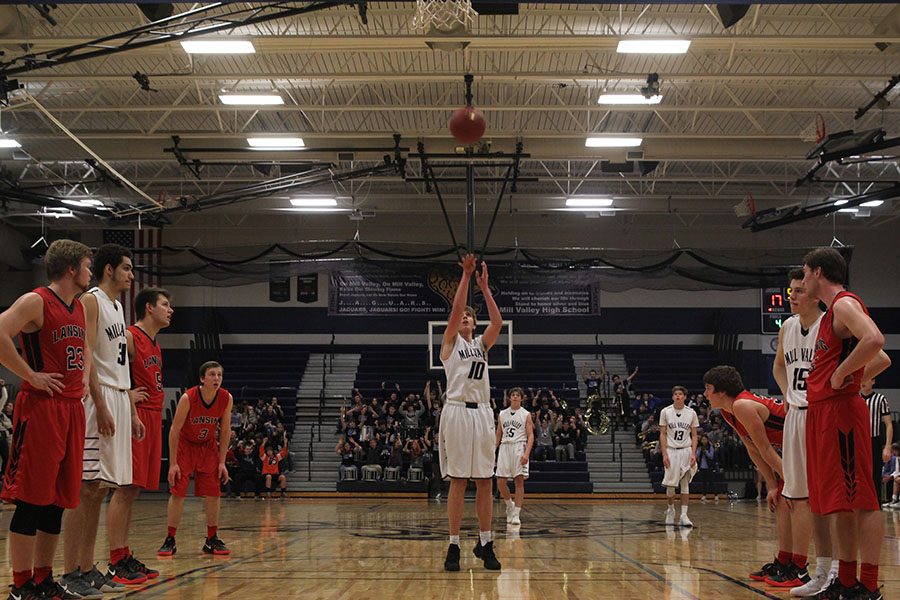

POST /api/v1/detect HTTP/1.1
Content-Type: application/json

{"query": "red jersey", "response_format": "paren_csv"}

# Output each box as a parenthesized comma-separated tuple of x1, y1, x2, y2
(20, 287, 86, 401)
(721, 390, 786, 447)
(128, 325, 163, 412)
(807, 291, 868, 404)
(180, 385, 229, 446)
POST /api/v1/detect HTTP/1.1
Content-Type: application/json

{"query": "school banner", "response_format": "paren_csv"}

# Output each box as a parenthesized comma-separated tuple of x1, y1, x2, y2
(328, 262, 600, 316)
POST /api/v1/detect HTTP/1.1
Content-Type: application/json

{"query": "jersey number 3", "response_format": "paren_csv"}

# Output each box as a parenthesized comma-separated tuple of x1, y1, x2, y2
(467, 362, 486, 381)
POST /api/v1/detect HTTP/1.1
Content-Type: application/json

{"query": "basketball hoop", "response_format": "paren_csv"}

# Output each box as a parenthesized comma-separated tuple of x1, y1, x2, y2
(801, 113, 828, 143)
(733, 193, 757, 218)
(413, 0, 476, 33)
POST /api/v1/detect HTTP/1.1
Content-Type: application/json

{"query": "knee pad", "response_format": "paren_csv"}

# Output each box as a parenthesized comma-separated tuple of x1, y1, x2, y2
(666, 487, 676, 498)
(37, 505, 64, 535)
(9, 502, 41, 536)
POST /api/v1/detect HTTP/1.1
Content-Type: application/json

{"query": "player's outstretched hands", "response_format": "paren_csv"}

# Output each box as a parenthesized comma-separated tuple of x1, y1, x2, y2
(131, 413, 146, 441)
(218, 462, 230, 485)
(476, 260, 490, 291)
(168, 464, 181, 487)
(27, 371, 64, 396)
(459, 254, 477, 276)
(128, 386, 150, 404)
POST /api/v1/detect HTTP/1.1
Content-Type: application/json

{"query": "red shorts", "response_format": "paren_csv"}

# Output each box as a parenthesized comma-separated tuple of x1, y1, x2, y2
(806, 395, 879, 514)
(1, 392, 85, 509)
(131, 407, 162, 490)
(170, 439, 221, 498)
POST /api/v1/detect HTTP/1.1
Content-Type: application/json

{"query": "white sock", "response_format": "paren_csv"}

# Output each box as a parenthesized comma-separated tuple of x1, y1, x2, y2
(666, 504, 675, 512)
(830, 559, 839, 574)
(449, 535, 460, 546)
(816, 557, 831, 576)
(514, 506, 521, 516)
(680, 505, 688, 516)
(479, 530, 492, 545)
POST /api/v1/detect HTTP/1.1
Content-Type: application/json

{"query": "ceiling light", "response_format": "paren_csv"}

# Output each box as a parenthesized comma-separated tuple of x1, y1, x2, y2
(837, 208, 858, 213)
(62, 199, 90, 207)
(566, 198, 614, 208)
(61, 198, 105, 208)
(585, 137, 643, 148)
(219, 94, 284, 105)
(247, 137, 305, 149)
(275, 207, 350, 213)
(180, 39, 255, 54)
(860, 200, 884, 207)
(290, 198, 336, 207)
(0, 139, 21, 148)
(597, 94, 662, 105)
(616, 39, 691, 54)
(833, 199, 849, 206)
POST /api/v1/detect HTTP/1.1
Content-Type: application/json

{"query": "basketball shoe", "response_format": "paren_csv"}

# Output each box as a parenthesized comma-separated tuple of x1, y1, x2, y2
(125, 555, 159, 579)
(156, 536, 177, 557)
(504, 500, 515, 523)
(443, 544, 461, 572)
(106, 559, 148, 585)
(679, 513, 693, 528)
(664, 507, 675, 525)
(472, 541, 501, 571)
(202, 535, 231, 556)
(790, 563, 832, 597)
(750, 559, 783, 581)
(510, 507, 521, 526)
(766, 563, 810, 587)
(33, 576, 81, 599)
(5, 582, 42, 600)
(82, 565, 126, 594)
(59, 569, 104, 599)
(811, 577, 853, 600)
(844, 583, 883, 600)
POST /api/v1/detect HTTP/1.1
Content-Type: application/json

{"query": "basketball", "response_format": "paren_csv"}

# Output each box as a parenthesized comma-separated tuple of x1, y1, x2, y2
(449, 106, 486, 145)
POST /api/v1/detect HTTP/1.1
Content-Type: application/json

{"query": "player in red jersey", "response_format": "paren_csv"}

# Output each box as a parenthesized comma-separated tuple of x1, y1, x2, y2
(157, 361, 233, 557)
(801, 247, 891, 600)
(105, 287, 172, 581)
(0, 239, 93, 600)
(702, 365, 805, 588)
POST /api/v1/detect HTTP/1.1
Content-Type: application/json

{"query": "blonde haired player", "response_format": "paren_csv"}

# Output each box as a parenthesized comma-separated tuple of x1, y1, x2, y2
(659, 385, 699, 527)
(495, 388, 534, 526)
(439, 254, 502, 572)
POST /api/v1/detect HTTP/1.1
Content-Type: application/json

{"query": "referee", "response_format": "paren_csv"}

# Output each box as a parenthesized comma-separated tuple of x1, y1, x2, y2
(862, 378, 894, 504)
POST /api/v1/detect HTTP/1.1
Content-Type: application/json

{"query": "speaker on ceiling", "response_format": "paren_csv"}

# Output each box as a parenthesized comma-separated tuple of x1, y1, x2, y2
(715, 4, 750, 29)
(137, 4, 174, 23)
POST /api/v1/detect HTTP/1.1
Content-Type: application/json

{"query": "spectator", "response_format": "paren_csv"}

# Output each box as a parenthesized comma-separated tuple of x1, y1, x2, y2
(555, 420, 576, 461)
(0, 379, 11, 477)
(337, 440, 358, 480)
(882, 443, 900, 508)
(400, 397, 426, 434)
(696, 434, 718, 502)
(533, 417, 554, 462)
(361, 438, 383, 481)
(259, 431, 289, 498)
(233, 442, 262, 498)
(581, 362, 606, 397)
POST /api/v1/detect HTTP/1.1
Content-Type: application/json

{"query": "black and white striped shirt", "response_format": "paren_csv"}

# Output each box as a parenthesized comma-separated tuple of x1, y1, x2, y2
(863, 392, 890, 439)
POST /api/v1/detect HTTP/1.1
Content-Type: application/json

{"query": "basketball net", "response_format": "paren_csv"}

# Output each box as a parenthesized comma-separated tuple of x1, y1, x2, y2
(733, 193, 757, 218)
(413, 0, 476, 35)
(800, 113, 827, 143)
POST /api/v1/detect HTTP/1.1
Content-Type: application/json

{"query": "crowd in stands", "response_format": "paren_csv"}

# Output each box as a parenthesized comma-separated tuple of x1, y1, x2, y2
(335, 381, 591, 484)
(225, 396, 294, 498)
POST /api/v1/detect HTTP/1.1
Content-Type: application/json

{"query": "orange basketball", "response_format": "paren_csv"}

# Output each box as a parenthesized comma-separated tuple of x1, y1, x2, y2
(449, 106, 486, 145)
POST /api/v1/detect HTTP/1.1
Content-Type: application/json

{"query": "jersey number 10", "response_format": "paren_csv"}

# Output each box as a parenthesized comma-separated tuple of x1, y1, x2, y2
(467, 362, 486, 381)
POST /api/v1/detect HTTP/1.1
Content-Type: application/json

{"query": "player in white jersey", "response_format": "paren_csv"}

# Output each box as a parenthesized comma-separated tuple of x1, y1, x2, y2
(659, 386, 699, 527)
(771, 268, 835, 596)
(63, 244, 148, 594)
(440, 254, 502, 572)
(495, 388, 534, 526)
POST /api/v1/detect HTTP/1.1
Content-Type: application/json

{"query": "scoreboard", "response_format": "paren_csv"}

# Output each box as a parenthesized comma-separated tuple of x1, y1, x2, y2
(761, 286, 792, 333)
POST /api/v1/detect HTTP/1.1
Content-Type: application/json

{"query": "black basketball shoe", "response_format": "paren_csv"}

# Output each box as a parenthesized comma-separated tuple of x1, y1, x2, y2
(33, 576, 82, 599)
(844, 583, 883, 600)
(202, 535, 231, 556)
(472, 541, 501, 571)
(157, 536, 177, 557)
(750, 559, 783, 581)
(125, 555, 159, 579)
(6, 582, 43, 600)
(812, 577, 852, 600)
(443, 544, 461, 572)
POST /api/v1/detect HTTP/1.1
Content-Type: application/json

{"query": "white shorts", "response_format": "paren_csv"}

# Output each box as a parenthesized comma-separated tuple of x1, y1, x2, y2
(438, 402, 495, 479)
(662, 446, 697, 488)
(83, 385, 133, 487)
(495, 442, 530, 480)
(782, 406, 808, 499)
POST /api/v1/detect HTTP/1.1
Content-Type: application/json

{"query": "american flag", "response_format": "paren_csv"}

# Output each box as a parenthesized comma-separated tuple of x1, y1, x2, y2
(102, 229, 163, 325)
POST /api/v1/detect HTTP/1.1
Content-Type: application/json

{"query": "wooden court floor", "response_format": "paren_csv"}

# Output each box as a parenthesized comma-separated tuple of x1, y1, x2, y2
(2, 498, 898, 599)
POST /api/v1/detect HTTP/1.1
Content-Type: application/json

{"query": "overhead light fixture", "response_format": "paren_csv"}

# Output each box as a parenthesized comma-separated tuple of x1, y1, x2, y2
(597, 94, 662, 105)
(616, 39, 691, 54)
(837, 208, 858, 213)
(860, 200, 884, 207)
(275, 207, 350, 213)
(247, 137, 305, 149)
(0, 138, 21, 148)
(180, 39, 255, 54)
(566, 198, 613, 208)
(585, 137, 643, 148)
(39, 208, 75, 218)
(833, 199, 849, 206)
(219, 94, 284, 106)
(290, 198, 336, 207)
(61, 198, 105, 208)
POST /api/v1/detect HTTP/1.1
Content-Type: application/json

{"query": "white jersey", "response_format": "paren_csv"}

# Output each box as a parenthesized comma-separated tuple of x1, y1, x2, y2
(87, 286, 130, 389)
(442, 334, 490, 404)
(659, 405, 698, 449)
(499, 407, 528, 445)
(781, 313, 822, 408)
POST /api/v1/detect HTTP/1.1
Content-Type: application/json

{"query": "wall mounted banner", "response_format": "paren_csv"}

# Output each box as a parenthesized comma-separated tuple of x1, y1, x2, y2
(329, 262, 600, 316)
